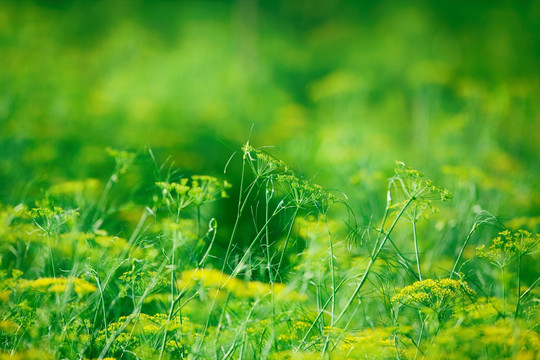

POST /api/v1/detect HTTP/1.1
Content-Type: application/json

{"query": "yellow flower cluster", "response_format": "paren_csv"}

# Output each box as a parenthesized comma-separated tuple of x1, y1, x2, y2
(454, 297, 503, 322)
(428, 319, 540, 359)
(95, 312, 195, 357)
(276, 320, 311, 343)
(242, 143, 334, 211)
(340, 327, 394, 350)
(177, 268, 305, 301)
(391, 278, 475, 307)
(156, 175, 231, 210)
(115, 313, 190, 335)
(275, 174, 335, 210)
(15, 277, 97, 295)
(477, 230, 539, 263)
(394, 161, 452, 201)
(337, 327, 408, 359)
(271, 326, 405, 360)
(0, 350, 54, 360)
(268, 350, 321, 360)
(242, 143, 290, 179)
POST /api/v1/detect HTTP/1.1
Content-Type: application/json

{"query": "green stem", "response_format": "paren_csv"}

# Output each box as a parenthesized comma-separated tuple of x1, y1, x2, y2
(265, 182, 273, 282)
(159, 230, 181, 360)
(335, 197, 414, 324)
(199, 219, 218, 267)
(414, 310, 425, 360)
(197, 206, 201, 242)
(412, 221, 422, 280)
(92, 171, 117, 230)
(515, 235, 523, 319)
(450, 224, 477, 279)
(222, 160, 257, 269)
(301, 197, 413, 345)
(276, 207, 299, 275)
(520, 275, 540, 299)
(325, 217, 337, 326)
(502, 266, 506, 316)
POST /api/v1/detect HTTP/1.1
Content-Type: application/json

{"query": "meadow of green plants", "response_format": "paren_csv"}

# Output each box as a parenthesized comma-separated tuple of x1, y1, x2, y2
(1, 1, 539, 359)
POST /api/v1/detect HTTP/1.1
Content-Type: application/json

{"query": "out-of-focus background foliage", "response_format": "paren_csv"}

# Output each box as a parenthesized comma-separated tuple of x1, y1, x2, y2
(1, 0, 539, 224)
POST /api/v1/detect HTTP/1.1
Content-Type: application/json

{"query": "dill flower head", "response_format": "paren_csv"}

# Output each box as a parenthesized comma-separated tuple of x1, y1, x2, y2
(391, 278, 475, 309)
(336, 327, 407, 359)
(26, 199, 79, 235)
(392, 161, 452, 202)
(476, 230, 539, 267)
(242, 142, 291, 179)
(453, 297, 503, 324)
(156, 175, 231, 211)
(94, 313, 197, 356)
(427, 319, 540, 359)
(106, 147, 135, 175)
(276, 174, 336, 212)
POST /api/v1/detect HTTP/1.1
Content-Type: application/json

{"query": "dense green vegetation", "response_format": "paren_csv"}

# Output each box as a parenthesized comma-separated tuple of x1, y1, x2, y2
(0, 1, 539, 359)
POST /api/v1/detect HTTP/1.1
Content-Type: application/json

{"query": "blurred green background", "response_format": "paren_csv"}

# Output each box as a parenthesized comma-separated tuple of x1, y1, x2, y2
(1, 0, 539, 225)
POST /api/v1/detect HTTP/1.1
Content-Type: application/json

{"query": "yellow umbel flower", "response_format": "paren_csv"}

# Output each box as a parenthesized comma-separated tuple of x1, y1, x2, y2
(392, 278, 475, 308)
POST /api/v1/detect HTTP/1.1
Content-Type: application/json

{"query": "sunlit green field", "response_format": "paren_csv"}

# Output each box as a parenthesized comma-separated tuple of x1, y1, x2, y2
(1, 1, 539, 359)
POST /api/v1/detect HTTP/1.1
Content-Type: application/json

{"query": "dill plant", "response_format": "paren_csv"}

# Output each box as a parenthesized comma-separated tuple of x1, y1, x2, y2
(0, 144, 539, 360)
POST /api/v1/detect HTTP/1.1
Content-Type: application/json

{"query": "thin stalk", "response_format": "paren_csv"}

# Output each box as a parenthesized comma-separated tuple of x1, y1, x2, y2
(300, 198, 413, 345)
(47, 233, 57, 279)
(520, 275, 540, 299)
(197, 205, 201, 242)
(300, 277, 349, 346)
(199, 218, 218, 267)
(394, 336, 401, 360)
(372, 193, 391, 257)
(324, 217, 337, 326)
(315, 284, 324, 331)
(195, 206, 284, 353)
(330, 300, 363, 352)
(515, 234, 523, 319)
(502, 266, 506, 316)
(412, 221, 422, 280)
(450, 224, 477, 279)
(222, 161, 258, 269)
(97, 260, 169, 360)
(387, 236, 421, 281)
(335, 197, 414, 324)
(265, 183, 273, 282)
(159, 230, 181, 360)
(276, 207, 299, 275)
(264, 181, 277, 350)
(414, 310, 425, 360)
(100, 209, 149, 302)
(93, 274, 108, 338)
(225, 300, 258, 360)
(230, 205, 285, 278)
(92, 170, 117, 230)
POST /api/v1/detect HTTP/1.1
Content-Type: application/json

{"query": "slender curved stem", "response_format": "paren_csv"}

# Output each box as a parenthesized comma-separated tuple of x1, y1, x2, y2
(412, 221, 422, 280)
